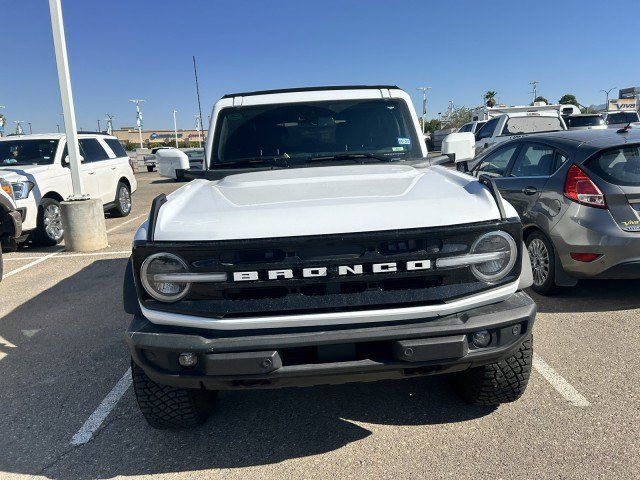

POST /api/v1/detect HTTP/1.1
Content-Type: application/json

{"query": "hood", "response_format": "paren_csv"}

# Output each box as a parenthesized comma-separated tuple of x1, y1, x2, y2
(153, 164, 509, 241)
(0, 164, 51, 182)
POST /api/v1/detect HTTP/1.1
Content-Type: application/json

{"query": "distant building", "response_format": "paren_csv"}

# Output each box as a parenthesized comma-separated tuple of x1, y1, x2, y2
(112, 128, 206, 145)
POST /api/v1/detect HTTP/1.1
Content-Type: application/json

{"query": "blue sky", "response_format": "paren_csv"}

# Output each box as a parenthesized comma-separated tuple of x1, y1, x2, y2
(2, 0, 637, 132)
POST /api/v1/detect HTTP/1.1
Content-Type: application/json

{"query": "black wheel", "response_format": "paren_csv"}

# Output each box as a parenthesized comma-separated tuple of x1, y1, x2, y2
(131, 360, 217, 430)
(34, 198, 63, 246)
(147, 165, 154, 172)
(455, 336, 533, 406)
(526, 231, 559, 295)
(111, 182, 132, 218)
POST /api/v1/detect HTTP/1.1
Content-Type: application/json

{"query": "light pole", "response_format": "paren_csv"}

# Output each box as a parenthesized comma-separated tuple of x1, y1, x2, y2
(14, 121, 24, 135)
(129, 99, 146, 148)
(530, 80, 540, 103)
(173, 109, 179, 148)
(600, 87, 616, 109)
(97, 119, 101, 132)
(416, 86, 432, 134)
(28, 122, 33, 134)
(105, 114, 114, 135)
(194, 114, 202, 148)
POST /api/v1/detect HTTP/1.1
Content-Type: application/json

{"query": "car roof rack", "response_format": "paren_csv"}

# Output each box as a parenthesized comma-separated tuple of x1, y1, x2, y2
(222, 85, 400, 99)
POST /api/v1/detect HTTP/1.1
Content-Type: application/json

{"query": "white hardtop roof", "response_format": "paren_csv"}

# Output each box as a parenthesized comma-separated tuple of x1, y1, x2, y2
(0, 133, 117, 141)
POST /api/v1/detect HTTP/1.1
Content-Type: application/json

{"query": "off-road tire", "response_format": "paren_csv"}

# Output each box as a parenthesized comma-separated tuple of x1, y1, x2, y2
(111, 182, 132, 218)
(147, 165, 154, 172)
(455, 336, 533, 406)
(131, 360, 217, 430)
(526, 231, 559, 295)
(34, 198, 63, 246)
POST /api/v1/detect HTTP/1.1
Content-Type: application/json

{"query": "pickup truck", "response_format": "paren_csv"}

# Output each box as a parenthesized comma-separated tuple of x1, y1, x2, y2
(123, 85, 536, 429)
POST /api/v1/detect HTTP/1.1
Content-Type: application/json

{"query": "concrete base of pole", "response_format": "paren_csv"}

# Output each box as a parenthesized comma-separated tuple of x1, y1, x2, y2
(60, 199, 108, 252)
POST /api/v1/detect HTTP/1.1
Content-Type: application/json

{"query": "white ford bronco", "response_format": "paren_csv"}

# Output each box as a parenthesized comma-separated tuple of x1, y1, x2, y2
(0, 133, 137, 246)
(124, 85, 536, 429)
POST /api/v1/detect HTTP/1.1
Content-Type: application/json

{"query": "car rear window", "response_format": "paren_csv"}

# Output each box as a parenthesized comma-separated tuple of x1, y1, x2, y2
(501, 116, 563, 135)
(605, 112, 640, 124)
(566, 116, 604, 128)
(587, 145, 640, 186)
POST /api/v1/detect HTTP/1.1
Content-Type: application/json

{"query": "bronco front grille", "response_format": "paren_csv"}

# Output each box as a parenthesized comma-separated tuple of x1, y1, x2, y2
(133, 219, 522, 320)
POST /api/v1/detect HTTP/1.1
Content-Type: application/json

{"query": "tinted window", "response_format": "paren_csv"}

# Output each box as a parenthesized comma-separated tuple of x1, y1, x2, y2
(213, 99, 421, 165)
(475, 144, 519, 177)
(605, 112, 640, 124)
(587, 146, 640, 186)
(0, 139, 60, 166)
(78, 139, 109, 162)
(502, 116, 563, 135)
(476, 117, 500, 140)
(565, 116, 604, 128)
(458, 123, 473, 133)
(104, 138, 127, 157)
(510, 144, 554, 177)
(555, 152, 568, 171)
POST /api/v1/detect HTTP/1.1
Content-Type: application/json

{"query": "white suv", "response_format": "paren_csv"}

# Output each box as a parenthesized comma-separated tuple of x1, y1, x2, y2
(0, 133, 137, 246)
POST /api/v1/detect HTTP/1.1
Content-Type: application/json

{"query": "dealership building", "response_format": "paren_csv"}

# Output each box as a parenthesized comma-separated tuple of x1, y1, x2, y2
(112, 128, 206, 145)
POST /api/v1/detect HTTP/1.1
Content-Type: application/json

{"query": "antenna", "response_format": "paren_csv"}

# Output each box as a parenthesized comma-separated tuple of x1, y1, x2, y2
(193, 56, 207, 169)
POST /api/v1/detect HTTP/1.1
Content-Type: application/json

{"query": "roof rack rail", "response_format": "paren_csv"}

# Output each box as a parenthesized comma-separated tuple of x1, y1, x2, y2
(478, 174, 506, 220)
(222, 85, 400, 99)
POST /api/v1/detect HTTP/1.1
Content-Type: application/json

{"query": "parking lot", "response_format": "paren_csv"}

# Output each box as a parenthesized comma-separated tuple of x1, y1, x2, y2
(0, 169, 638, 479)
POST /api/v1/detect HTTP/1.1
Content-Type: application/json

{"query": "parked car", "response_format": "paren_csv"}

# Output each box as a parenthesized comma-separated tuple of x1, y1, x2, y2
(458, 120, 487, 134)
(0, 133, 137, 246)
(564, 114, 606, 130)
(601, 111, 640, 129)
(124, 85, 536, 429)
(451, 128, 640, 294)
(0, 179, 22, 280)
(183, 148, 205, 171)
(473, 111, 567, 156)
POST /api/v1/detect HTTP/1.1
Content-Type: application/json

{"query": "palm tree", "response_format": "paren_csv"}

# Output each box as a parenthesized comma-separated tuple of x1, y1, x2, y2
(484, 91, 497, 107)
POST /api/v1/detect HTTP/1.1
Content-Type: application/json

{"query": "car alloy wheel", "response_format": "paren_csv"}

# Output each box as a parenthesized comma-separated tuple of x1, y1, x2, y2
(118, 185, 132, 214)
(44, 203, 64, 242)
(528, 238, 550, 286)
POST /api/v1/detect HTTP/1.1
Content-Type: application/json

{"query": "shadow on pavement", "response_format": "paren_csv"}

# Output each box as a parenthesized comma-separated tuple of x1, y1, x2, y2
(0, 258, 495, 479)
(530, 279, 640, 313)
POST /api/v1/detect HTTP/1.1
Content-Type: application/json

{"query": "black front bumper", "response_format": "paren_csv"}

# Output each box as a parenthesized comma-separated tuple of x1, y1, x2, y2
(126, 291, 536, 390)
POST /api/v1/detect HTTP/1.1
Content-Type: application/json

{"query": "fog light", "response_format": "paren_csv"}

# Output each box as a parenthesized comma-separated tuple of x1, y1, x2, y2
(471, 330, 491, 348)
(178, 352, 198, 367)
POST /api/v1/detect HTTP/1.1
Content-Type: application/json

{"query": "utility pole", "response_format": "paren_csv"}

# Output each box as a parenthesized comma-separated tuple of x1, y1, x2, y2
(0, 105, 5, 138)
(48, 0, 107, 251)
(599, 87, 616, 109)
(56, 124, 60, 133)
(194, 114, 202, 148)
(416, 86, 432, 134)
(172, 109, 179, 148)
(28, 122, 33, 134)
(105, 114, 114, 135)
(129, 99, 146, 148)
(530, 80, 539, 103)
(97, 119, 101, 132)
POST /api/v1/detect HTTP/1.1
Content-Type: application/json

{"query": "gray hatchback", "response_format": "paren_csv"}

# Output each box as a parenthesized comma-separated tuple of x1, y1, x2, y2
(469, 128, 640, 294)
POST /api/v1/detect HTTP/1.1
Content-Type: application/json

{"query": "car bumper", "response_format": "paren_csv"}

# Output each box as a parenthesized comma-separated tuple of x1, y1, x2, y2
(550, 204, 640, 279)
(126, 291, 535, 390)
(15, 197, 37, 232)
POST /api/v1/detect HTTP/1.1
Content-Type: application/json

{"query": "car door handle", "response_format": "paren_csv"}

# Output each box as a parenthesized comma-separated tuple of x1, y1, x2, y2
(522, 186, 538, 195)
(88, 171, 95, 175)
(111, 166, 116, 170)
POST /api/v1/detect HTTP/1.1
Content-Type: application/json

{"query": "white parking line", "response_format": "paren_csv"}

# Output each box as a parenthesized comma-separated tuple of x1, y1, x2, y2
(3, 250, 63, 278)
(106, 214, 146, 233)
(533, 353, 590, 407)
(70, 368, 132, 446)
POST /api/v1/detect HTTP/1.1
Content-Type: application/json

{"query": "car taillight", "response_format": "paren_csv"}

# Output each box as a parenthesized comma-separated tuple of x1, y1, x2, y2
(563, 164, 606, 209)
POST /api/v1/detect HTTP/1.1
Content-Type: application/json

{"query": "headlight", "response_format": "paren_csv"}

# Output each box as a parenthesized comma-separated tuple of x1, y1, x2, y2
(0, 179, 13, 199)
(469, 231, 517, 283)
(140, 253, 191, 302)
(11, 181, 34, 200)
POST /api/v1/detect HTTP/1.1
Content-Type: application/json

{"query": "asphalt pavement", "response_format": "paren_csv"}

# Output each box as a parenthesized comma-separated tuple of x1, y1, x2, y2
(0, 170, 638, 479)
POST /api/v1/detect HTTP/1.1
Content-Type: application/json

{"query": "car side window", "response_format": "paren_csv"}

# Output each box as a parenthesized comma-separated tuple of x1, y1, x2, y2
(104, 138, 127, 158)
(61, 144, 88, 164)
(554, 152, 568, 172)
(458, 123, 472, 133)
(509, 143, 555, 177)
(475, 144, 519, 177)
(78, 139, 110, 162)
(476, 117, 500, 141)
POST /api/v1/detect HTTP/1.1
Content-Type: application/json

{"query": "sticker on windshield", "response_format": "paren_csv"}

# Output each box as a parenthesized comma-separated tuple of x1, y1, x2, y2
(397, 137, 411, 145)
(392, 146, 404, 152)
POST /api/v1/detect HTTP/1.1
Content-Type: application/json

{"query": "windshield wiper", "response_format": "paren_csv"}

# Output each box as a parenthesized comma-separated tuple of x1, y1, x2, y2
(215, 156, 290, 168)
(308, 152, 400, 163)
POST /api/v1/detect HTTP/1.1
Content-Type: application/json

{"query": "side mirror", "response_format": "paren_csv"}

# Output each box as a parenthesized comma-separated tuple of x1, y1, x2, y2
(441, 132, 476, 168)
(62, 155, 70, 167)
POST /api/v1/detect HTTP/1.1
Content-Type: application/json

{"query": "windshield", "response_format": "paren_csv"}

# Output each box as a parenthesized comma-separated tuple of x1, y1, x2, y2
(0, 139, 60, 166)
(587, 145, 640, 186)
(212, 98, 421, 166)
(605, 112, 640, 124)
(502, 116, 564, 135)
(566, 116, 604, 128)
